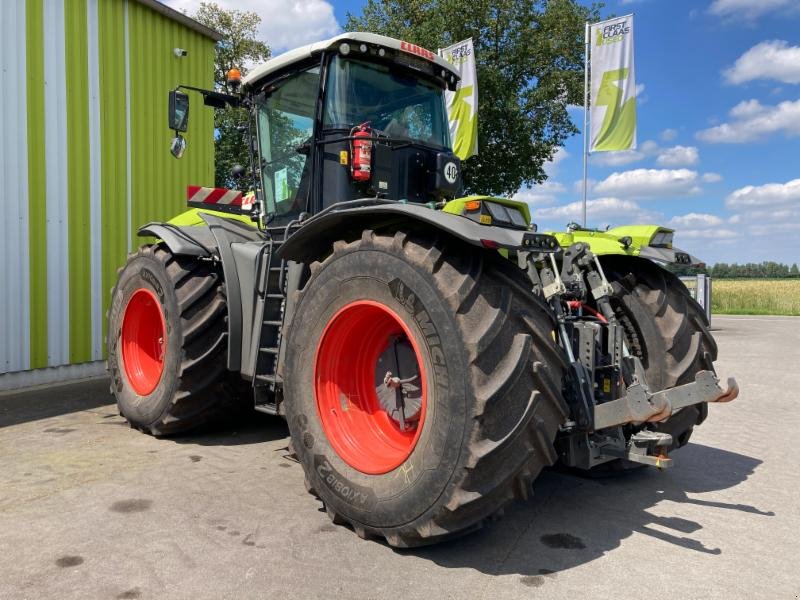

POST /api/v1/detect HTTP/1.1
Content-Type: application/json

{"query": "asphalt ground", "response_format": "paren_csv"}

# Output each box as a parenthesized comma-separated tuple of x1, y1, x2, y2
(1, 315, 798, 600)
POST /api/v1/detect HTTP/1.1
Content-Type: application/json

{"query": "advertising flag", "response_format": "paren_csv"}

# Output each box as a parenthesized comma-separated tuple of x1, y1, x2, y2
(440, 38, 478, 160)
(589, 16, 637, 152)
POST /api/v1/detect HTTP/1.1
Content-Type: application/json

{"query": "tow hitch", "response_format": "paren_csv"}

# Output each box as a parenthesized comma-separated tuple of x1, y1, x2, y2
(593, 369, 738, 468)
(594, 369, 739, 430)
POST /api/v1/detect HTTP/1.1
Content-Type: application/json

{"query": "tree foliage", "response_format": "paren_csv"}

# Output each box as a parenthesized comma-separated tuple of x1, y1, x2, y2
(666, 261, 800, 279)
(192, 3, 270, 188)
(345, 0, 602, 195)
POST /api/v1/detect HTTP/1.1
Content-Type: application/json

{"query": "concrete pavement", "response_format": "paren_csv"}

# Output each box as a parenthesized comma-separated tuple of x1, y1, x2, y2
(1, 315, 797, 599)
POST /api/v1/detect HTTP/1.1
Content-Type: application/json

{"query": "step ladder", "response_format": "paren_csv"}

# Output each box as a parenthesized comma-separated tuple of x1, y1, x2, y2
(251, 239, 287, 414)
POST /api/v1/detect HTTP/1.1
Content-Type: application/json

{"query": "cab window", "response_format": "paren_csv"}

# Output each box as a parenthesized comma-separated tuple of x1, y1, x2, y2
(257, 66, 320, 218)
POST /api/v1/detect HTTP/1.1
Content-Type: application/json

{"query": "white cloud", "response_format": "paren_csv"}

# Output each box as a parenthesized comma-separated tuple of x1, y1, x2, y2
(668, 213, 724, 228)
(513, 181, 565, 205)
(663, 212, 741, 252)
(166, 0, 340, 53)
(656, 145, 699, 167)
(678, 229, 738, 239)
(708, 0, 797, 20)
(593, 168, 701, 198)
(590, 140, 658, 167)
(702, 172, 723, 183)
(635, 83, 648, 105)
(695, 99, 800, 143)
(721, 205, 800, 240)
(724, 40, 800, 85)
(535, 197, 654, 223)
(590, 149, 645, 167)
(660, 128, 678, 141)
(544, 147, 569, 177)
(567, 104, 584, 115)
(747, 222, 800, 236)
(725, 178, 800, 209)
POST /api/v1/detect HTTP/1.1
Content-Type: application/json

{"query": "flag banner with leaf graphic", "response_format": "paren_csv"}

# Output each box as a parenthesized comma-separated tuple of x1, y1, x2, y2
(440, 38, 478, 160)
(590, 15, 637, 152)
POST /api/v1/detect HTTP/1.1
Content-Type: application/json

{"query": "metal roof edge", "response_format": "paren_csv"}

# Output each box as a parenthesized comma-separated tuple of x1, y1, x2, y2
(133, 0, 223, 42)
(243, 32, 460, 87)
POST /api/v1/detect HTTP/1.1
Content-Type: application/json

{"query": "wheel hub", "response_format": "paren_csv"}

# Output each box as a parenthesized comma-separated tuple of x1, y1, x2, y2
(376, 336, 423, 429)
(314, 301, 427, 475)
(121, 288, 167, 396)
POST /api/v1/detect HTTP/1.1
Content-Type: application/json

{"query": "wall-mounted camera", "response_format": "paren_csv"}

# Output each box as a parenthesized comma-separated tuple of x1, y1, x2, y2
(173, 48, 188, 57)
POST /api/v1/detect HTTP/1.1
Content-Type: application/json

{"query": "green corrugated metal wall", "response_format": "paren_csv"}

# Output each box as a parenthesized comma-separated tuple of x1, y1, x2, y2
(99, 0, 130, 350)
(25, 0, 48, 369)
(1, 0, 216, 376)
(128, 1, 215, 242)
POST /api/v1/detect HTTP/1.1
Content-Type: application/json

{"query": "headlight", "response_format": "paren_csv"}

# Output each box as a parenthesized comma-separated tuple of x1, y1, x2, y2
(507, 208, 528, 228)
(485, 201, 511, 222)
(650, 230, 674, 248)
(485, 201, 528, 229)
(459, 200, 530, 230)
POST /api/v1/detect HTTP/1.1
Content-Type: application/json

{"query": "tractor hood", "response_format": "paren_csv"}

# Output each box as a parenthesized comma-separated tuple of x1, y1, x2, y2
(550, 224, 704, 267)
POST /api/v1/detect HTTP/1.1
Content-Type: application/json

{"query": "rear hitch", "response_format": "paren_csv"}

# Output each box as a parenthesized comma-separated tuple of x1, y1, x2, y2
(593, 369, 739, 431)
(590, 369, 738, 468)
(600, 430, 675, 469)
(526, 243, 739, 471)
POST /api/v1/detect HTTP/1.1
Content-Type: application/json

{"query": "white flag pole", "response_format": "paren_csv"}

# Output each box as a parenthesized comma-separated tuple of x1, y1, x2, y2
(582, 21, 590, 227)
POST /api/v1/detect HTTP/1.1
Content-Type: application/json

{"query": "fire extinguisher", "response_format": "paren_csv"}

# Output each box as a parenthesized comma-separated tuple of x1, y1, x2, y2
(351, 123, 372, 182)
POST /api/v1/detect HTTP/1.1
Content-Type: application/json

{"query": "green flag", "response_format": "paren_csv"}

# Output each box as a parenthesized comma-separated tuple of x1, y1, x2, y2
(440, 39, 478, 160)
(590, 16, 637, 152)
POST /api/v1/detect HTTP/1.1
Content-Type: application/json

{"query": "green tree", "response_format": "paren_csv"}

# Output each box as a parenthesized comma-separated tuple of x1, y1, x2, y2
(345, 0, 602, 195)
(192, 3, 270, 188)
(791, 263, 799, 277)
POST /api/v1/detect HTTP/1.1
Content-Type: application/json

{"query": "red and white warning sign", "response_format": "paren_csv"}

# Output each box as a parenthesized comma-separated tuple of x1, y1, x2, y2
(187, 185, 244, 206)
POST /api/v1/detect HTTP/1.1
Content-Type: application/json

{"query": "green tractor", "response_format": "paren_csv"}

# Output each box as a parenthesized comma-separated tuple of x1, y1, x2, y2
(108, 32, 737, 546)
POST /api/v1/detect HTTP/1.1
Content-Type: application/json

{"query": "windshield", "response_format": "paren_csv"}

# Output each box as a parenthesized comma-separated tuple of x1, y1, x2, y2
(324, 56, 451, 149)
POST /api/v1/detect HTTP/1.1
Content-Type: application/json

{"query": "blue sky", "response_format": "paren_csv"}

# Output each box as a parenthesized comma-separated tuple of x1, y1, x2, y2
(169, 0, 800, 264)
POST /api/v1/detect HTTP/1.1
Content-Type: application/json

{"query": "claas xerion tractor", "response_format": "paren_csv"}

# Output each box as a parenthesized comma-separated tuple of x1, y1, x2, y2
(108, 32, 738, 547)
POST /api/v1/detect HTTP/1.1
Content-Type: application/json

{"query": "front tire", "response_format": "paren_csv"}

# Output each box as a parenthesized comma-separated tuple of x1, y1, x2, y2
(283, 231, 568, 546)
(107, 244, 245, 436)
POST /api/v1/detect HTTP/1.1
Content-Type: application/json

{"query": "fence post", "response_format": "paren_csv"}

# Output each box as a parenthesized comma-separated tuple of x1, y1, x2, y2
(679, 274, 712, 325)
(696, 274, 712, 325)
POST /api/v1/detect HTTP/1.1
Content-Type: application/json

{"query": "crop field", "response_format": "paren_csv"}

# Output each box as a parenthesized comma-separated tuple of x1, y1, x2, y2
(709, 279, 800, 316)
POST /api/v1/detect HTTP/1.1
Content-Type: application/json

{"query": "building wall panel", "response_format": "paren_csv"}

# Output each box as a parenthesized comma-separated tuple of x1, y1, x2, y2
(26, 0, 48, 369)
(99, 0, 129, 350)
(0, 0, 32, 374)
(0, 0, 217, 377)
(65, 0, 93, 364)
(43, 0, 71, 367)
(128, 0, 215, 240)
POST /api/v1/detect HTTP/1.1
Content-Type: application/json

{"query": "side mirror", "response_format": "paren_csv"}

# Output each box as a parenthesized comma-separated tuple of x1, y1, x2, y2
(170, 134, 186, 159)
(168, 90, 189, 132)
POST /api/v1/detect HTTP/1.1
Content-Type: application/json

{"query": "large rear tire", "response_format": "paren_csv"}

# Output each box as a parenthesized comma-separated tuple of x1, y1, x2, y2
(283, 231, 568, 547)
(602, 256, 718, 453)
(107, 244, 245, 436)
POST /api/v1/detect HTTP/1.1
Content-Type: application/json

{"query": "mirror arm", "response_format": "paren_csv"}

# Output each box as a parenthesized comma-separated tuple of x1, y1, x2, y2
(176, 84, 241, 109)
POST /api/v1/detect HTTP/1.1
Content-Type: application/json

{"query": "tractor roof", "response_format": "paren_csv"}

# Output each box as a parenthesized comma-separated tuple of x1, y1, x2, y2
(243, 32, 460, 88)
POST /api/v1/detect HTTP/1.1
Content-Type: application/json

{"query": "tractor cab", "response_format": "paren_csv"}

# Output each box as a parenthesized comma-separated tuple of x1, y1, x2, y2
(171, 33, 463, 225)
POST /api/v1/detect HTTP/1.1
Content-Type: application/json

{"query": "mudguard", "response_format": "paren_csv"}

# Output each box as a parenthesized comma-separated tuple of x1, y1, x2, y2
(277, 202, 559, 262)
(139, 214, 266, 372)
(138, 223, 217, 257)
